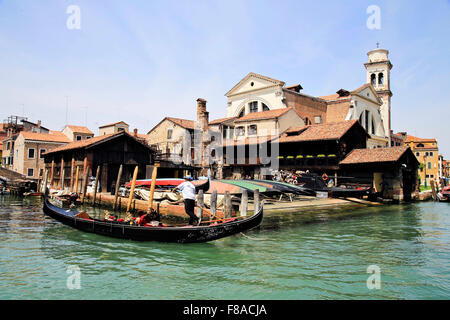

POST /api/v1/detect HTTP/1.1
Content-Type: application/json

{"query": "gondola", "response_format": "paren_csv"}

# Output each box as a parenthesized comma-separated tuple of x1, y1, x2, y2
(295, 173, 370, 198)
(42, 189, 263, 243)
(253, 179, 316, 196)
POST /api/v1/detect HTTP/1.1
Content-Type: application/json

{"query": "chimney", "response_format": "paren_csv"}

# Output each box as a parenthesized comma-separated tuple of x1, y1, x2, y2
(196, 98, 209, 131)
(37, 120, 41, 128)
(133, 128, 138, 137)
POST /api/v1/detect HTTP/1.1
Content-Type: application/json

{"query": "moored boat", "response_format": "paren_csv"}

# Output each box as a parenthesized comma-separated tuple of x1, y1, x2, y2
(219, 179, 280, 196)
(253, 179, 316, 196)
(438, 186, 450, 202)
(42, 191, 263, 243)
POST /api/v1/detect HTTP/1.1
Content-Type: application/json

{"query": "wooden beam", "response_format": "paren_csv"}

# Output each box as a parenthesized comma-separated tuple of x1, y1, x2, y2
(210, 190, 217, 220)
(126, 165, 139, 213)
(147, 165, 159, 212)
(113, 165, 123, 211)
(239, 189, 248, 217)
(92, 165, 101, 206)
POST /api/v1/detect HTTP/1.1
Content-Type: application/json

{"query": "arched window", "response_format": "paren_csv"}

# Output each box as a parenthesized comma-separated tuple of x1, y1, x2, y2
(378, 73, 384, 85)
(365, 110, 369, 131)
(304, 117, 311, 125)
(371, 73, 376, 86)
(249, 101, 258, 113)
(371, 116, 375, 135)
(238, 108, 245, 118)
(262, 103, 269, 111)
(359, 112, 363, 126)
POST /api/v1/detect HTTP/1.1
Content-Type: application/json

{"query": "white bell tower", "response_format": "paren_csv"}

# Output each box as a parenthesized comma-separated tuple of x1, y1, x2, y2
(364, 45, 393, 144)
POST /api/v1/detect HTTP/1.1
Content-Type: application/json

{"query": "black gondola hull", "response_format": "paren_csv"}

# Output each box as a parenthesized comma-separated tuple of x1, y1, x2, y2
(43, 196, 263, 243)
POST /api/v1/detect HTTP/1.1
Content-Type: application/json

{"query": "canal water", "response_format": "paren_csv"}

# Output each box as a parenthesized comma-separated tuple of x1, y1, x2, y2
(0, 195, 449, 300)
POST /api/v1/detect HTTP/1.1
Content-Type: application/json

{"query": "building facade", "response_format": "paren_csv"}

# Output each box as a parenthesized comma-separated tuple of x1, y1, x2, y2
(12, 131, 70, 179)
(99, 121, 129, 136)
(404, 135, 439, 186)
(222, 46, 392, 149)
(62, 125, 94, 141)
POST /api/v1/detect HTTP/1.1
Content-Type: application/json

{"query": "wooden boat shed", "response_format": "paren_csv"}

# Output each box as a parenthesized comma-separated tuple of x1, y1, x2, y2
(339, 146, 419, 201)
(43, 131, 156, 193)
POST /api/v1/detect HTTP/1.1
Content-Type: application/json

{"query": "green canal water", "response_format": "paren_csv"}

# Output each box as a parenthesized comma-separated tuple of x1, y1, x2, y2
(0, 195, 449, 300)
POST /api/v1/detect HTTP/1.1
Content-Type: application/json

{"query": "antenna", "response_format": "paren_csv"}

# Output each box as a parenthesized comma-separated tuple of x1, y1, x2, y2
(65, 96, 69, 125)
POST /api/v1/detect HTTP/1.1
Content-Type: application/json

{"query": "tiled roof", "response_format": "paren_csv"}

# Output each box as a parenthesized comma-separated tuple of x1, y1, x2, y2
(98, 121, 129, 128)
(44, 131, 152, 155)
(166, 117, 195, 130)
(340, 146, 413, 165)
(326, 100, 351, 123)
(65, 125, 94, 135)
(319, 93, 350, 101)
(234, 108, 292, 123)
(20, 131, 71, 143)
(209, 117, 237, 125)
(404, 135, 437, 143)
(277, 120, 361, 143)
(44, 132, 118, 154)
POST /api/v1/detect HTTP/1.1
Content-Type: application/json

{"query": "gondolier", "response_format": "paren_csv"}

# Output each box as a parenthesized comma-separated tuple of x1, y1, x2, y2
(172, 176, 199, 225)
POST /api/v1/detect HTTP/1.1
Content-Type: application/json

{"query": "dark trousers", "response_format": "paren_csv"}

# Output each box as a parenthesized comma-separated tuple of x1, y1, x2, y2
(184, 199, 198, 224)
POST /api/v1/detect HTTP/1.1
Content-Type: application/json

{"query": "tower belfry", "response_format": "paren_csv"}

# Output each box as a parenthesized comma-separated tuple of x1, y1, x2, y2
(364, 47, 393, 143)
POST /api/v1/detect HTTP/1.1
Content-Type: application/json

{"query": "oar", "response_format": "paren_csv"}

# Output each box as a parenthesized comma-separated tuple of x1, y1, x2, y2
(147, 164, 159, 212)
(126, 165, 139, 215)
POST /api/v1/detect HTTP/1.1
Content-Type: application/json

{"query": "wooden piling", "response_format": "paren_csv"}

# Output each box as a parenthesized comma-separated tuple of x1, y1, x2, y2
(147, 165, 158, 212)
(239, 189, 248, 217)
(81, 166, 90, 203)
(210, 190, 217, 219)
(60, 158, 64, 190)
(92, 165, 101, 206)
(224, 191, 232, 218)
(113, 164, 123, 211)
(126, 165, 139, 213)
(70, 158, 75, 192)
(74, 166, 80, 194)
(50, 160, 55, 188)
(42, 169, 48, 194)
(83, 156, 87, 175)
(254, 188, 260, 213)
(431, 180, 437, 201)
(196, 189, 204, 220)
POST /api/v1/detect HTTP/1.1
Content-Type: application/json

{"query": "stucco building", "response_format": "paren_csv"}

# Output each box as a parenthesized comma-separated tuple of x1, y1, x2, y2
(404, 135, 439, 186)
(12, 131, 70, 179)
(62, 125, 94, 141)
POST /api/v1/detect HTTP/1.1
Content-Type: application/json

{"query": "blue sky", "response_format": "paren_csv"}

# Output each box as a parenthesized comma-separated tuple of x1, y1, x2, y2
(1, 0, 449, 155)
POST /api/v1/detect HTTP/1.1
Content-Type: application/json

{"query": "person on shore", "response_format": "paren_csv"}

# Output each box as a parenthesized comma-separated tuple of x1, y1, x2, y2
(171, 176, 199, 225)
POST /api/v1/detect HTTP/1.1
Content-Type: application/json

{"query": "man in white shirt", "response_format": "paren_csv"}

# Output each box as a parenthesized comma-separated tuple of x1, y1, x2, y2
(172, 176, 199, 225)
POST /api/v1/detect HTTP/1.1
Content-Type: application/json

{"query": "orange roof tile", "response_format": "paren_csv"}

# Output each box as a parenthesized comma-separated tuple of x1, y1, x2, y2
(98, 121, 129, 128)
(44, 131, 152, 155)
(44, 132, 118, 154)
(278, 120, 362, 143)
(340, 146, 414, 165)
(166, 117, 195, 130)
(234, 108, 292, 123)
(65, 125, 94, 135)
(209, 117, 237, 125)
(20, 131, 71, 143)
(404, 135, 437, 143)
